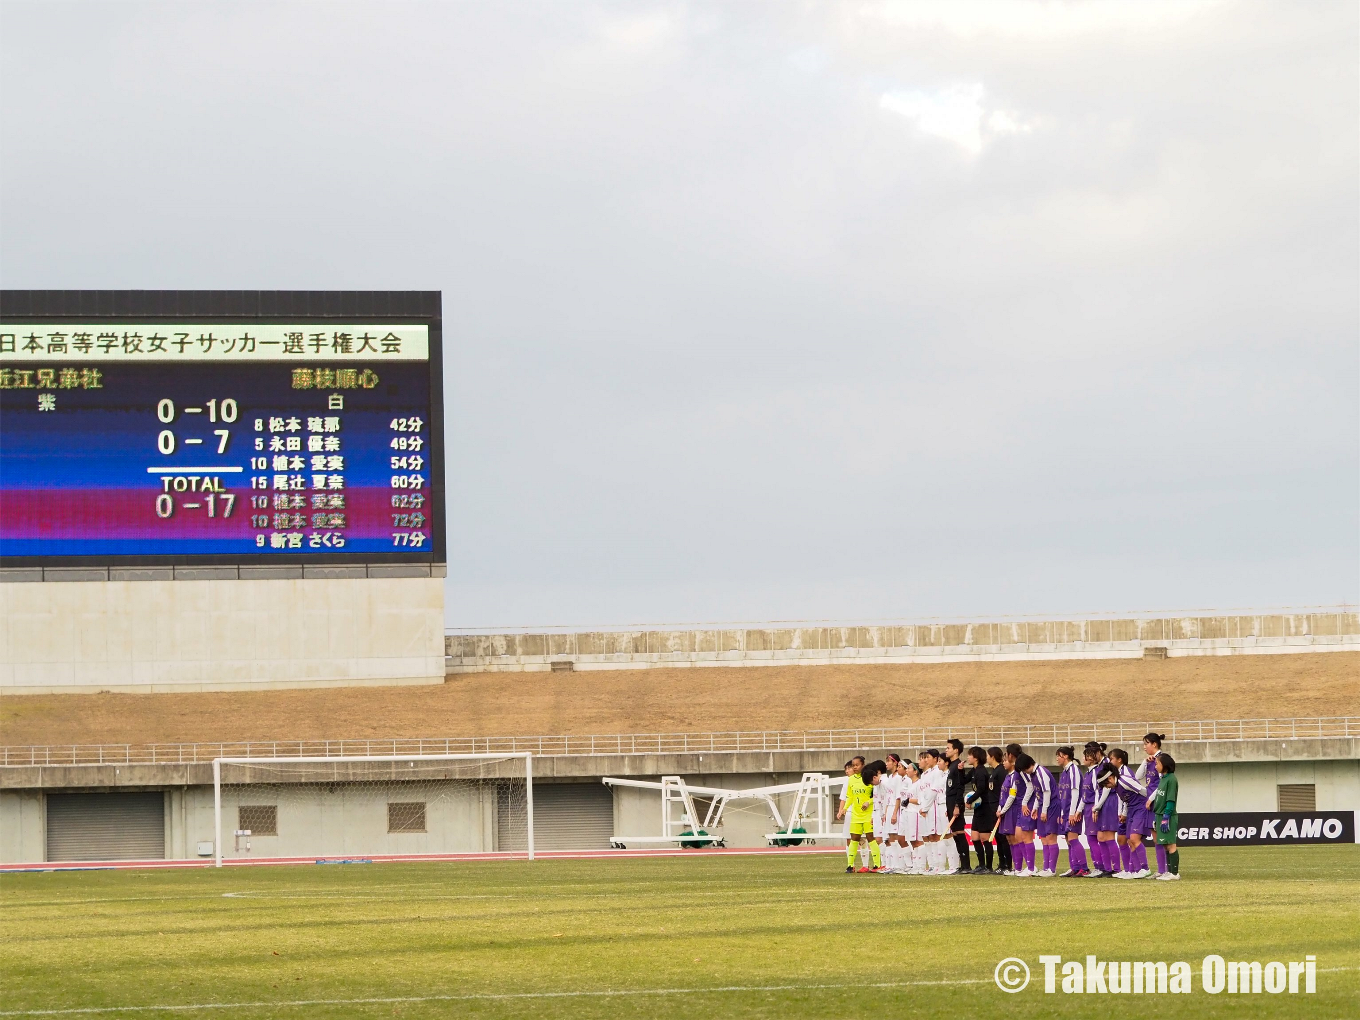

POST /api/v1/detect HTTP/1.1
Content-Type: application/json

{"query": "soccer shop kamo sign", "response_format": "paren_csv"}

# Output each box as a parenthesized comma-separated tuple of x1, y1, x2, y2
(1174, 812, 1355, 847)
(0, 291, 445, 567)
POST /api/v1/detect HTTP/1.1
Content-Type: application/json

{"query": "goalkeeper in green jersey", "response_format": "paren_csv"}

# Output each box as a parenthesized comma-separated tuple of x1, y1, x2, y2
(1152, 752, 1181, 881)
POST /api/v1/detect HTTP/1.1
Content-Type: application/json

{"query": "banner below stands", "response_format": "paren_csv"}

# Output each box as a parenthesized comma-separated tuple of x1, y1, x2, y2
(1174, 811, 1356, 846)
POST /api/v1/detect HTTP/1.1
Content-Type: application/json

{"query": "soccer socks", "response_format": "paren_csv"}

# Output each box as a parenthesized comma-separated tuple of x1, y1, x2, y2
(1043, 844, 1059, 873)
(1099, 839, 1118, 871)
(943, 839, 960, 871)
(1156, 845, 1168, 874)
(996, 839, 1012, 872)
(912, 845, 928, 873)
(953, 833, 971, 869)
(1132, 843, 1148, 873)
(928, 841, 946, 872)
(1118, 842, 1132, 873)
(846, 842, 858, 868)
(1068, 839, 1087, 872)
(972, 839, 989, 869)
(869, 840, 882, 868)
(1167, 850, 1180, 875)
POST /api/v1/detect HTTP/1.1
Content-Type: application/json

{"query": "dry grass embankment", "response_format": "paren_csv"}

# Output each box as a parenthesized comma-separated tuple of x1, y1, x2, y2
(2, 652, 1357, 747)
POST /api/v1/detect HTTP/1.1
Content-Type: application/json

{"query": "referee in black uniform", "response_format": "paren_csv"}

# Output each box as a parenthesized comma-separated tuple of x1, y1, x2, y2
(944, 738, 971, 872)
(966, 745, 1003, 873)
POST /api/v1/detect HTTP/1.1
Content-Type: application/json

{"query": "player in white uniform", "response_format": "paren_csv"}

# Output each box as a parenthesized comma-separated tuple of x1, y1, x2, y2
(915, 749, 950, 875)
(879, 754, 907, 873)
(896, 760, 926, 873)
(936, 752, 962, 874)
(871, 759, 891, 871)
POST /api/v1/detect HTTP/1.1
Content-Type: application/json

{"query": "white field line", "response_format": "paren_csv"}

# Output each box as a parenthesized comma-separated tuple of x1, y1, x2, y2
(0, 979, 989, 1016)
(3, 966, 1356, 1015)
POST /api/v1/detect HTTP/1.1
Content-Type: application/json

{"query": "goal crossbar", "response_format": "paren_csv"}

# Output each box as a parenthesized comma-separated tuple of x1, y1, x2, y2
(212, 752, 534, 867)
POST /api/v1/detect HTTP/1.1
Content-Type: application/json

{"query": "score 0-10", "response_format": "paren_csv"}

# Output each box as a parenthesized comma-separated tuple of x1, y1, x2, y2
(152, 397, 239, 520)
(154, 397, 237, 454)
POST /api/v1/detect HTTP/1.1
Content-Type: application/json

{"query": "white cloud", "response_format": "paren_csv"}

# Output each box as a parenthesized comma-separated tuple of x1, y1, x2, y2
(880, 83, 987, 153)
(879, 83, 1036, 153)
(599, 12, 674, 52)
(864, 0, 1225, 39)
(987, 109, 1035, 135)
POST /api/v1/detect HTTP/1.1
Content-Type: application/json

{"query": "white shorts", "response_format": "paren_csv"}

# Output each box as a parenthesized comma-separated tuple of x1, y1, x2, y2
(898, 807, 919, 842)
(919, 804, 946, 838)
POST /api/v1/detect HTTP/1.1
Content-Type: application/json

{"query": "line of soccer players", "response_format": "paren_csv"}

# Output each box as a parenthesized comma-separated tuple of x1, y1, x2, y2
(835, 733, 1182, 880)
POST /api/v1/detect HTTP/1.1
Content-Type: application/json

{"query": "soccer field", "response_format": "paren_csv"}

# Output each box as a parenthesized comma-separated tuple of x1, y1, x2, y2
(2, 847, 1357, 1019)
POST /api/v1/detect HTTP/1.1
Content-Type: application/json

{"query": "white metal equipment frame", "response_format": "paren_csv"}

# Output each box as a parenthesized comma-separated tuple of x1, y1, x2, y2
(212, 753, 535, 866)
(602, 772, 847, 848)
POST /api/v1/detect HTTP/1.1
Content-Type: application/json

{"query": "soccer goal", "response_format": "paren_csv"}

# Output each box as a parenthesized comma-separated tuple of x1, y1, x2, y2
(211, 753, 534, 866)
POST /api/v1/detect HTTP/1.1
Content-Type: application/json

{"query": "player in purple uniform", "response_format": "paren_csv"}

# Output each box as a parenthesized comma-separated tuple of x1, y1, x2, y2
(1109, 748, 1150, 878)
(1055, 746, 1088, 877)
(1138, 732, 1167, 875)
(1091, 758, 1121, 878)
(990, 751, 1027, 876)
(1011, 753, 1038, 876)
(1083, 742, 1112, 874)
(1022, 755, 1058, 876)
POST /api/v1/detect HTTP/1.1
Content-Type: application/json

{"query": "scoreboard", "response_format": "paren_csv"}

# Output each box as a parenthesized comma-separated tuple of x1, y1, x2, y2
(0, 294, 444, 566)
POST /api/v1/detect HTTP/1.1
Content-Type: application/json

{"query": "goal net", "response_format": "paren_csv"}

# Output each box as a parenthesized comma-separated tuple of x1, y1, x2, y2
(211, 753, 533, 866)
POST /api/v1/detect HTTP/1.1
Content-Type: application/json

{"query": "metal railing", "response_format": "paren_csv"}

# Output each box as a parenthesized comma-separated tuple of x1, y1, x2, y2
(1, 717, 1355, 767)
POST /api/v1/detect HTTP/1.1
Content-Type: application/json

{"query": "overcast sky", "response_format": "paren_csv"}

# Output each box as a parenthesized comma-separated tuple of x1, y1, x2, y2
(2, 1, 1356, 629)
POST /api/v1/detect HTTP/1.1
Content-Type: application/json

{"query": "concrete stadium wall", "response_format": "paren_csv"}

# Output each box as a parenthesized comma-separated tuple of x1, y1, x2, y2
(0, 575, 446, 695)
(4, 738, 1356, 862)
(446, 610, 1360, 672)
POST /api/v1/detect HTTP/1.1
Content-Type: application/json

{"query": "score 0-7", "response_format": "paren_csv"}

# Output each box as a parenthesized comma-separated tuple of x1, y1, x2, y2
(149, 397, 242, 520)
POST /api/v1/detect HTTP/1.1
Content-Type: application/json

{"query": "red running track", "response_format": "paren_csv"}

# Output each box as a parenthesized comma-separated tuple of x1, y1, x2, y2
(0, 845, 846, 873)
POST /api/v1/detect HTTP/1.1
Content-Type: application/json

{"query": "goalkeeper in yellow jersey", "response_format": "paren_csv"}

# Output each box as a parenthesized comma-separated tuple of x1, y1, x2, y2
(837, 756, 882, 872)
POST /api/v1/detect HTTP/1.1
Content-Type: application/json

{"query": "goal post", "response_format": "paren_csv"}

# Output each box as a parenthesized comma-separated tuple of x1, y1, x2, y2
(211, 753, 534, 866)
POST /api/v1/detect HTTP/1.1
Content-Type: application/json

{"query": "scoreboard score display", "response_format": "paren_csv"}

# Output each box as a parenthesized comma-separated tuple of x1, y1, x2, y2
(0, 292, 444, 567)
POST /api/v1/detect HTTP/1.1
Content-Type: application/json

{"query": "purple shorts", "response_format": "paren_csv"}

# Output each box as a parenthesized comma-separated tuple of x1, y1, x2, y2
(1065, 811, 1084, 836)
(1096, 797, 1121, 832)
(1017, 812, 1037, 833)
(997, 807, 1019, 836)
(1036, 811, 1060, 838)
(1126, 805, 1153, 838)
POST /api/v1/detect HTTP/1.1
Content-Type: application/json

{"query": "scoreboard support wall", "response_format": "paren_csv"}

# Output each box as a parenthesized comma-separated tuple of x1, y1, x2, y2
(0, 291, 447, 695)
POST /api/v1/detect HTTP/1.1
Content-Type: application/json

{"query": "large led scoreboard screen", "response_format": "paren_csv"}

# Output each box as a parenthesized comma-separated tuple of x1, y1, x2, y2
(0, 298, 443, 566)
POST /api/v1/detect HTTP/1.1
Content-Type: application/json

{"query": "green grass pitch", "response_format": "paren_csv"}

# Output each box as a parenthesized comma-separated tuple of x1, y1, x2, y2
(2, 846, 1358, 1019)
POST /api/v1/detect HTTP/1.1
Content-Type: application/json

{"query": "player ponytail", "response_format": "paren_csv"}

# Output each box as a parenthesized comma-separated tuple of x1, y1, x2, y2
(1156, 752, 1176, 774)
(986, 745, 1004, 765)
(1057, 745, 1075, 761)
(1109, 748, 1129, 767)
(1015, 753, 1035, 772)
(1143, 732, 1165, 747)
(1004, 742, 1023, 758)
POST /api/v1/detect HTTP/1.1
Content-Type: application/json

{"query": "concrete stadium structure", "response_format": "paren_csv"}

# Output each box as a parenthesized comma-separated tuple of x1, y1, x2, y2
(447, 609, 1359, 672)
(3, 725, 1356, 865)
(3, 607, 1356, 865)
